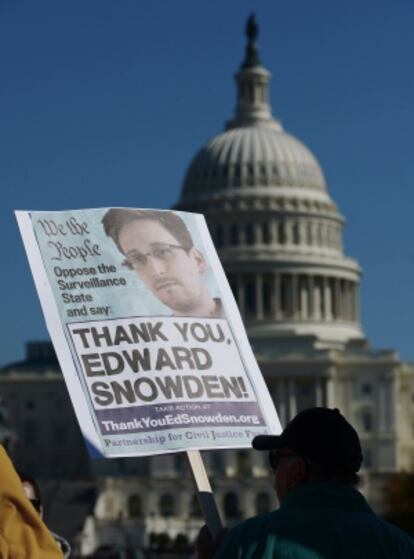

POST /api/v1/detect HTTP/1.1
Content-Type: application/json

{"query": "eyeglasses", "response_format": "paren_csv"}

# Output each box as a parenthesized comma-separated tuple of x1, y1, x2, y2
(122, 243, 190, 270)
(30, 498, 42, 513)
(268, 450, 300, 470)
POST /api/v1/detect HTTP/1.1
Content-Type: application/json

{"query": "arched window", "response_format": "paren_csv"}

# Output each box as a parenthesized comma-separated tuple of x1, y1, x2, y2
(128, 495, 142, 518)
(224, 492, 240, 519)
(159, 494, 175, 517)
(256, 492, 271, 515)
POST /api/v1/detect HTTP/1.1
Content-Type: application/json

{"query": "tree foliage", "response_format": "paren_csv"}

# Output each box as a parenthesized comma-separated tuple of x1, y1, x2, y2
(383, 473, 414, 536)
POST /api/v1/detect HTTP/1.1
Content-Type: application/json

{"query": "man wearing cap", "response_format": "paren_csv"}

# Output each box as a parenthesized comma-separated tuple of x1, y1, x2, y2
(198, 407, 414, 558)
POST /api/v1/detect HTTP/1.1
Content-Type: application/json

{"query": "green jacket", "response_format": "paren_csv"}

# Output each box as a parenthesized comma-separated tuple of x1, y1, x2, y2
(215, 482, 414, 558)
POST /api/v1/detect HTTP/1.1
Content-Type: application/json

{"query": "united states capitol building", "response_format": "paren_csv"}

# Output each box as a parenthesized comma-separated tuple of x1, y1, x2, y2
(1, 17, 414, 555)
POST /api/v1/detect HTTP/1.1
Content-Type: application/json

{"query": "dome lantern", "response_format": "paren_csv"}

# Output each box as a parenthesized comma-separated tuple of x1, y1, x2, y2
(226, 14, 281, 131)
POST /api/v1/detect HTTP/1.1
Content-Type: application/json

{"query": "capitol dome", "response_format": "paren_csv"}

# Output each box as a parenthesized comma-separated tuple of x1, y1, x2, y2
(182, 126, 328, 199)
(176, 15, 364, 349)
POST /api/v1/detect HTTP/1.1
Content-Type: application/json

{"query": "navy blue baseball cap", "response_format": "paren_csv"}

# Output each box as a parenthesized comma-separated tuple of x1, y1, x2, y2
(253, 407, 363, 473)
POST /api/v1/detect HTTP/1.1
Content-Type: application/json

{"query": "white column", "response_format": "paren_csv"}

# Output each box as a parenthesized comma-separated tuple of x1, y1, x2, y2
(335, 279, 342, 320)
(351, 282, 357, 321)
(271, 220, 278, 245)
(300, 277, 308, 320)
(354, 284, 359, 322)
(307, 222, 313, 246)
(274, 274, 282, 319)
(342, 281, 348, 320)
(298, 222, 304, 245)
(341, 280, 347, 320)
(283, 221, 290, 245)
(326, 378, 335, 407)
(269, 275, 276, 318)
(324, 277, 331, 320)
(254, 222, 262, 245)
(315, 378, 324, 406)
(347, 281, 352, 321)
(313, 222, 319, 247)
(308, 276, 314, 319)
(287, 378, 297, 420)
(239, 224, 246, 245)
(256, 274, 263, 320)
(291, 274, 298, 319)
(314, 279, 321, 320)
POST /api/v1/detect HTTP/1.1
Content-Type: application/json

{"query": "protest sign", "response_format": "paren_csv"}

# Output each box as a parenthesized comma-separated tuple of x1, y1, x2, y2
(16, 208, 281, 459)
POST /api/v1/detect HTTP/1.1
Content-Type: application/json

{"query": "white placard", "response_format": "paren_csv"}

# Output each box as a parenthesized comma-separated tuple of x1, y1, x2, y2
(16, 208, 281, 458)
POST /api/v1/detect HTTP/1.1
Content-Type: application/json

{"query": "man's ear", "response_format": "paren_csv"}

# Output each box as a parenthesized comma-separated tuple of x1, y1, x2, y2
(190, 248, 206, 273)
(290, 457, 309, 489)
(295, 458, 309, 485)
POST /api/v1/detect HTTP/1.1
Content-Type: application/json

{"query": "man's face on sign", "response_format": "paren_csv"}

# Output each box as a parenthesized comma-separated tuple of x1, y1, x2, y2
(119, 219, 207, 313)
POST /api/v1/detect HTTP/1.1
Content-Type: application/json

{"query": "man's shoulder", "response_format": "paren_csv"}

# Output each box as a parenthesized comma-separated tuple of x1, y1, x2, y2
(233, 510, 278, 532)
(215, 511, 281, 556)
(378, 518, 414, 550)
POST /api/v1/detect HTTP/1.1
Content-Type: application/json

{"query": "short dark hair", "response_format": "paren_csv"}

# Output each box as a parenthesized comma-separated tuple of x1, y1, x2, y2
(102, 209, 194, 254)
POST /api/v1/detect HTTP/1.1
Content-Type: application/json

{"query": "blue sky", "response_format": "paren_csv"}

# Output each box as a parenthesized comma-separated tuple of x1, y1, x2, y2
(1, 0, 413, 365)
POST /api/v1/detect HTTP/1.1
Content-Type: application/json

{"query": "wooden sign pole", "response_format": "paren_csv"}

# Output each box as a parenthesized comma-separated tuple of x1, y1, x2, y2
(186, 449, 224, 538)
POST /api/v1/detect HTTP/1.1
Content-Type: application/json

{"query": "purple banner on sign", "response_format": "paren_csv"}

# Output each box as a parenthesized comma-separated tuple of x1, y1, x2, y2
(95, 401, 265, 435)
